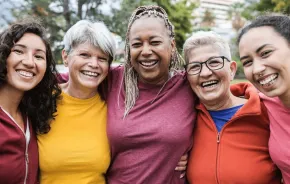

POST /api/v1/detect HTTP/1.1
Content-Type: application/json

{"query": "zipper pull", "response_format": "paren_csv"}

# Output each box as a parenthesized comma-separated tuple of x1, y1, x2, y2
(217, 133, 220, 143)
(26, 153, 29, 163)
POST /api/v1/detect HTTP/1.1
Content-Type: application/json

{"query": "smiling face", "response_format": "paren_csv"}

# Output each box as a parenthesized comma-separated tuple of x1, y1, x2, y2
(186, 45, 236, 104)
(129, 17, 174, 85)
(5, 33, 47, 93)
(62, 42, 109, 96)
(239, 26, 290, 100)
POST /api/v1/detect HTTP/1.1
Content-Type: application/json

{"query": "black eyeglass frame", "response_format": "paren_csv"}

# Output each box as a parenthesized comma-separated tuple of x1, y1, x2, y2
(184, 56, 231, 75)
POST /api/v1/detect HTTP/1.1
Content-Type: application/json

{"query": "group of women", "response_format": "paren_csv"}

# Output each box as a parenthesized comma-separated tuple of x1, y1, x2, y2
(0, 4, 289, 184)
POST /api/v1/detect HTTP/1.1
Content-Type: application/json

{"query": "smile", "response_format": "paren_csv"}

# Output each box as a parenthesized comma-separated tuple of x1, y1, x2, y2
(16, 70, 34, 78)
(81, 71, 99, 77)
(258, 74, 278, 86)
(139, 60, 158, 67)
(201, 80, 219, 88)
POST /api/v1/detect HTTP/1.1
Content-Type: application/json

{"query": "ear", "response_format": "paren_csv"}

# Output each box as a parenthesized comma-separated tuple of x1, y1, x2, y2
(229, 61, 237, 81)
(62, 50, 69, 67)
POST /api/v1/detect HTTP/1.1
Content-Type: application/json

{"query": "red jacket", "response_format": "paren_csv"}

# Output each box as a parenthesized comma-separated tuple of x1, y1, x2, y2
(187, 83, 281, 184)
(0, 107, 38, 184)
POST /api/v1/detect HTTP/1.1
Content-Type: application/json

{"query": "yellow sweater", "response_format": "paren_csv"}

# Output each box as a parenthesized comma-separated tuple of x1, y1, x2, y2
(38, 92, 110, 184)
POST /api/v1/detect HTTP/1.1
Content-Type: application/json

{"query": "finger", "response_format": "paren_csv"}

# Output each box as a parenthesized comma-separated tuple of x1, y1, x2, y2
(180, 154, 188, 160)
(180, 172, 186, 178)
(177, 160, 188, 166)
(175, 166, 186, 171)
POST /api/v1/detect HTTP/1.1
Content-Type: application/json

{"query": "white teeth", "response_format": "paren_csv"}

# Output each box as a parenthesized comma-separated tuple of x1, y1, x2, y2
(259, 74, 278, 86)
(201, 80, 218, 87)
(17, 70, 33, 77)
(140, 60, 158, 67)
(82, 71, 99, 77)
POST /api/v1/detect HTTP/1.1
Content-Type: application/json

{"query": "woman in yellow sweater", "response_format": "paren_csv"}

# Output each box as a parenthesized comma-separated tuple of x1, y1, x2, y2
(37, 20, 116, 184)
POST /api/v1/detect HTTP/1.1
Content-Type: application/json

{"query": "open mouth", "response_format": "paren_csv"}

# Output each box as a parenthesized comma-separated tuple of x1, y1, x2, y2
(16, 70, 34, 77)
(81, 71, 99, 77)
(258, 74, 278, 86)
(139, 60, 158, 68)
(201, 80, 219, 88)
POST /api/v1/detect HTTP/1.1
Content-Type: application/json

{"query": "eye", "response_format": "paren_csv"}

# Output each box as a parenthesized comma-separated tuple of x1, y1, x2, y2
(188, 64, 201, 71)
(242, 60, 253, 67)
(98, 57, 108, 63)
(131, 42, 142, 48)
(208, 59, 222, 67)
(12, 49, 23, 54)
(35, 54, 45, 60)
(151, 41, 161, 46)
(79, 53, 91, 58)
(261, 50, 273, 58)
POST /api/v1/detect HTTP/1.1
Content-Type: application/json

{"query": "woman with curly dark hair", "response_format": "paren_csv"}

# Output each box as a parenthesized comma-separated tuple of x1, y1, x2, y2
(0, 19, 61, 184)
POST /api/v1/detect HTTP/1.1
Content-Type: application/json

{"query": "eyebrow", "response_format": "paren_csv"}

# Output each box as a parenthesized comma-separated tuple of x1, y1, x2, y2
(240, 44, 270, 61)
(14, 44, 46, 54)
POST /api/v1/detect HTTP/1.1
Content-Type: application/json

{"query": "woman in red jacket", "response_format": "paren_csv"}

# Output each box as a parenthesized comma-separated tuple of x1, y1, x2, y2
(183, 31, 281, 183)
(0, 19, 61, 184)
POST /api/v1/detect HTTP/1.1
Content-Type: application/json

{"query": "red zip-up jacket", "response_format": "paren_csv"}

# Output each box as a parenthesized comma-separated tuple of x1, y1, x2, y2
(187, 83, 281, 184)
(0, 107, 38, 184)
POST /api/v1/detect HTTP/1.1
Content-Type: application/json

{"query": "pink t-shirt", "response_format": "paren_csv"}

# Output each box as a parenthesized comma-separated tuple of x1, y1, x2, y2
(260, 93, 290, 184)
(107, 66, 197, 184)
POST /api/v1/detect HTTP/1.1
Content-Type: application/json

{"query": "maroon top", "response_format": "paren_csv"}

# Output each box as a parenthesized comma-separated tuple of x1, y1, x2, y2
(106, 66, 197, 184)
(0, 107, 39, 184)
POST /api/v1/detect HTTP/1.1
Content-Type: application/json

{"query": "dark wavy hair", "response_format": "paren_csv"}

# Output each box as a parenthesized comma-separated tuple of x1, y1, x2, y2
(237, 14, 290, 45)
(0, 18, 61, 134)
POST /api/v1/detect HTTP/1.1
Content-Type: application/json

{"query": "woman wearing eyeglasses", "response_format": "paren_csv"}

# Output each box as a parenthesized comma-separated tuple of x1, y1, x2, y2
(183, 31, 281, 183)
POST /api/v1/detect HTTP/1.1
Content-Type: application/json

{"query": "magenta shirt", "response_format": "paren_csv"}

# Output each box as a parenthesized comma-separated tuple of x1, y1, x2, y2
(106, 66, 197, 184)
(260, 93, 290, 184)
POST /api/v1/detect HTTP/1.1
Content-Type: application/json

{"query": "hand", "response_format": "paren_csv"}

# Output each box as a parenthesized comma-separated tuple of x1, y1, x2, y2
(175, 153, 188, 178)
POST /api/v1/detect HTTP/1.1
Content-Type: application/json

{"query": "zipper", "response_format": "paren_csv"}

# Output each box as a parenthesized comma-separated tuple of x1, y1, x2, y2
(1, 108, 30, 184)
(216, 132, 220, 184)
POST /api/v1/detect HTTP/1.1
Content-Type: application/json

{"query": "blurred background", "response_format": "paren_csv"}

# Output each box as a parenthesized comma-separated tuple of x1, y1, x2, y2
(0, 0, 289, 79)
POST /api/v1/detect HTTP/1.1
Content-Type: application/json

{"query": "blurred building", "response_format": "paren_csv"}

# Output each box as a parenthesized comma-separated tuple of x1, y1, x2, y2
(191, 0, 244, 41)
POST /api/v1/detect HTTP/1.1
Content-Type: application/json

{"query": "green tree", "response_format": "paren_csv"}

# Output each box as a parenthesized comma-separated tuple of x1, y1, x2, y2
(13, 0, 109, 63)
(151, 0, 196, 51)
(254, 0, 290, 14)
(106, 0, 155, 39)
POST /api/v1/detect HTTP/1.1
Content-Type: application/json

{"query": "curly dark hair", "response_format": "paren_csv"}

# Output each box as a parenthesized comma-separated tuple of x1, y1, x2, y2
(0, 18, 61, 134)
(237, 14, 290, 45)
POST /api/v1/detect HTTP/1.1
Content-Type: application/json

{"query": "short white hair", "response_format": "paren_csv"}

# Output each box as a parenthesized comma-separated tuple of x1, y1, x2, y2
(183, 31, 231, 63)
(63, 20, 116, 60)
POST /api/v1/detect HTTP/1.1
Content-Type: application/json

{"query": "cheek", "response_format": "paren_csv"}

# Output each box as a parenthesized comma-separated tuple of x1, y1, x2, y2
(38, 61, 47, 75)
(243, 67, 254, 82)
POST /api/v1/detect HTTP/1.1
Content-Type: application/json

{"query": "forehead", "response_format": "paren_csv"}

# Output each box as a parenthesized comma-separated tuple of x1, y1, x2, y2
(16, 33, 46, 50)
(188, 45, 221, 62)
(129, 17, 168, 39)
(72, 42, 107, 55)
(239, 26, 286, 53)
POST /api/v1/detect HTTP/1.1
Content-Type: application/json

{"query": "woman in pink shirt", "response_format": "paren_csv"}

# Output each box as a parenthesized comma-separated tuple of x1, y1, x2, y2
(238, 14, 290, 183)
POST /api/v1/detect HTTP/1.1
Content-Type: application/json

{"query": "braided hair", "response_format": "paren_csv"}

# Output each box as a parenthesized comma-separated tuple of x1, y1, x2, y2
(122, 5, 184, 117)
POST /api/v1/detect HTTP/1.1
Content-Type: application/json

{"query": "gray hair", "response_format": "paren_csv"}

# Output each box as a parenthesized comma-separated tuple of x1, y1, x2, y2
(183, 31, 231, 63)
(63, 20, 116, 59)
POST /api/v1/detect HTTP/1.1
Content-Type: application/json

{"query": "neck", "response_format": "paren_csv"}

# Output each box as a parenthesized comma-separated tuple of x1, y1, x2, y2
(60, 82, 98, 99)
(139, 72, 171, 86)
(203, 92, 246, 111)
(0, 84, 24, 116)
(279, 90, 290, 108)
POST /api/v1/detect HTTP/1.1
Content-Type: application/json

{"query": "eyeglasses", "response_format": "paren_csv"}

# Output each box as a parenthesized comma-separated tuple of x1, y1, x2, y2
(184, 56, 230, 75)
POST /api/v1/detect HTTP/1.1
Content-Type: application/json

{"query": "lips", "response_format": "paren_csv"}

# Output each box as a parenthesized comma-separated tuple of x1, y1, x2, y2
(257, 74, 278, 86)
(81, 70, 99, 77)
(139, 60, 158, 67)
(201, 80, 219, 88)
(16, 70, 34, 77)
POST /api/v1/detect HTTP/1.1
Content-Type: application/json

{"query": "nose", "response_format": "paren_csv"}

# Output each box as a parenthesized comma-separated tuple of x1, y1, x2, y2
(21, 53, 35, 68)
(88, 57, 100, 68)
(252, 59, 266, 76)
(141, 43, 152, 57)
(199, 63, 212, 77)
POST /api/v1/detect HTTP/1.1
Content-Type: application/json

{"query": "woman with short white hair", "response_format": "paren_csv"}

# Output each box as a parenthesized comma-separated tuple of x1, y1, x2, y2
(37, 20, 116, 184)
(183, 31, 281, 183)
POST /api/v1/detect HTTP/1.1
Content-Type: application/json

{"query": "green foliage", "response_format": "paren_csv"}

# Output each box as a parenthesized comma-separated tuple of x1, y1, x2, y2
(254, 0, 290, 14)
(151, 0, 196, 51)
(105, 0, 156, 39)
